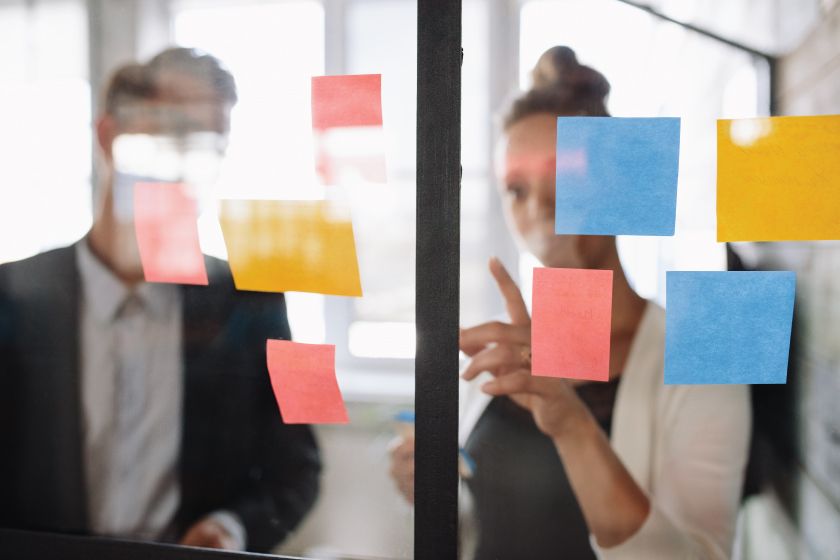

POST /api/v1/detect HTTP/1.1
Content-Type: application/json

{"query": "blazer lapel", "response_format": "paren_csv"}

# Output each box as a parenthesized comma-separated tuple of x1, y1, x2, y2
(175, 270, 227, 532)
(16, 246, 89, 531)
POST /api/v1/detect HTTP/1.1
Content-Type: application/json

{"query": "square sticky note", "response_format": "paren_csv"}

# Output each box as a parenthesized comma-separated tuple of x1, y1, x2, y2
(266, 340, 348, 424)
(531, 268, 613, 381)
(311, 74, 383, 130)
(312, 74, 386, 185)
(554, 117, 680, 236)
(665, 271, 795, 384)
(219, 200, 362, 296)
(717, 115, 840, 241)
(133, 182, 208, 285)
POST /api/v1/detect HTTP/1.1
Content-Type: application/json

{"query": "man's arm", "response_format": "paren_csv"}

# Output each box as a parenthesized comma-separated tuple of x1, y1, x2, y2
(227, 416, 321, 552)
(225, 292, 322, 552)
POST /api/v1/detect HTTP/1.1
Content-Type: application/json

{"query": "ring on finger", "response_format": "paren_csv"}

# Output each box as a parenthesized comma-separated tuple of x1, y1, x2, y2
(520, 346, 531, 367)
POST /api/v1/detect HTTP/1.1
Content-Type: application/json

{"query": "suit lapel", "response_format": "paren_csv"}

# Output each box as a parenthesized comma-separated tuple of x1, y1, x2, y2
(54, 247, 88, 531)
(18, 246, 89, 531)
(176, 284, 201, 532)
(175, 271, 227, 532)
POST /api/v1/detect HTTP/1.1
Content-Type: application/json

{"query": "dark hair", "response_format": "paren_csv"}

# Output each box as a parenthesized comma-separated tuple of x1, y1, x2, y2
(102, 47, 237, 116)
(503, 46, 610, 129)
(102, 63, 155, 116)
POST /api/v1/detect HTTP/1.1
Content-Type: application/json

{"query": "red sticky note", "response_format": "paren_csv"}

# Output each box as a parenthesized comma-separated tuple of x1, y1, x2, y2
(531, 268, 613, 381)
(133, 182, 208, 285)
(311, 74, 382, 130)
(266, 340, 349, 424)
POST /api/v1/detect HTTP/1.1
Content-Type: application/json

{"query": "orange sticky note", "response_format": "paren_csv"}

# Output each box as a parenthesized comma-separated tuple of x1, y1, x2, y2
(531, 268, 613, 381)
(266, 340, 348, 424)
(311, 74, 382, 130)
(312, 74, 386, 185)
(133, 182, 208, 285)
(219, 200, 363, 296)
(718, 115, 840, 241)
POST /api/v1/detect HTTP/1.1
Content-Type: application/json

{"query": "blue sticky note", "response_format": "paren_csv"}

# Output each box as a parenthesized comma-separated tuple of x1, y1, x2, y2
(665, 271, 795, 385)
(555, 117, 680, 236)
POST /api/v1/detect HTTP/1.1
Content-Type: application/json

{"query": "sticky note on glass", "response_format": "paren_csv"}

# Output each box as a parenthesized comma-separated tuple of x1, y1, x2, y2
(665, 271, 795, 384)
(717, 115, 840, 241)
(531, 268, 613, 381)
(311, 74, 386, 185)
(219, 199, 362, 296)
(133, 182, 208, 285)
(555, 117, 680, 236)
(266, 340, 348, 424)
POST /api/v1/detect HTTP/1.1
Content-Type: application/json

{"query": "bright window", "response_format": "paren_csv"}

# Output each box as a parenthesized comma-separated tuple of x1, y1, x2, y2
(0, 0, 92, 264)
(173, 0, 329, 347)
(519, 0, 765, 303)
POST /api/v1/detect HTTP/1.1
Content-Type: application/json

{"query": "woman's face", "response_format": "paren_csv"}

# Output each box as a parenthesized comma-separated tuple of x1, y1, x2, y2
(498, 112, 613, 269)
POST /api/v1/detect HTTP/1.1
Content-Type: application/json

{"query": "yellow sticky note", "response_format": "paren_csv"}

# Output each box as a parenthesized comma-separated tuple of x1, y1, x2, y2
(717, 115, 840, 241)
(219, 200, 363, 296)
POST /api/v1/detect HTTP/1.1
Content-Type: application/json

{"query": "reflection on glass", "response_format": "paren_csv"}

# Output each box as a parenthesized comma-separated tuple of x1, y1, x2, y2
(311, 74, 387, 186)
(315, 126, 388, 185)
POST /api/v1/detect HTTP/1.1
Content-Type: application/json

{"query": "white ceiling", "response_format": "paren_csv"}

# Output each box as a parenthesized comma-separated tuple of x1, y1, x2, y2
(633, 0, 827, 56)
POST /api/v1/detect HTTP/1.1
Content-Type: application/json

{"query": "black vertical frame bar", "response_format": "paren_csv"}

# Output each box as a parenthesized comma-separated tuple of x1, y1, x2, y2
(415, 1, 461, 559)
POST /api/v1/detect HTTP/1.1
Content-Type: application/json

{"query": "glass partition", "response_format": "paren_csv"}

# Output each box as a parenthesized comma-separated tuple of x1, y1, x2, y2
(0, 1, 416, 558)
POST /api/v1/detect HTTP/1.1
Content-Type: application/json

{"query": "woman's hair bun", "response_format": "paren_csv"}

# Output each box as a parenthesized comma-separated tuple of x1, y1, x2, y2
(531, 46, 610, 102)
(502, 45, 611, 128)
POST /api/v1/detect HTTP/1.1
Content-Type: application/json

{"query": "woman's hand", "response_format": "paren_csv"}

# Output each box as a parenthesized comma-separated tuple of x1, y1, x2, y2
(180, 517, 239, 550)
(461, 257, 651, 547)
(460, 257, 592, 441)
(481, 370, 591, 441)
(460, 258, 532, 382)
(388, 435, 415, 505)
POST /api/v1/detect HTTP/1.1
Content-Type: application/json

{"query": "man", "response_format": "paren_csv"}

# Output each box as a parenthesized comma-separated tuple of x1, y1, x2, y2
(0, 48, 321, 553)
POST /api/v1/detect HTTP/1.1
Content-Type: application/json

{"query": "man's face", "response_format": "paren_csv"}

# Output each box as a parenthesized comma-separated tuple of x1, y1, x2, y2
(116, 71, 232, 137)
(98, 74, 233, 274)
(107, 72, 232, 208)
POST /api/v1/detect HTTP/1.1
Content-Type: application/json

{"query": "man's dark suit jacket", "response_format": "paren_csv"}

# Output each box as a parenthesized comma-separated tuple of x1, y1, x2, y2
(0, 246, 321, 553)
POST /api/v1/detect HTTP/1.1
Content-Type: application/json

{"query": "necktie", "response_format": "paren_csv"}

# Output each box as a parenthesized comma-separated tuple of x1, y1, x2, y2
(109, 293, 148, 532)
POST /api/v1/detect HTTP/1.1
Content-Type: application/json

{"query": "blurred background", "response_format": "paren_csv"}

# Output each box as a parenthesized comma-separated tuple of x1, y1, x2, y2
(1, 0, 839, 558)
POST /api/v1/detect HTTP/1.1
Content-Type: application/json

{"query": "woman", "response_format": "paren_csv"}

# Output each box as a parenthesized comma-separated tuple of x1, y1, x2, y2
(391, 46, 750, 559)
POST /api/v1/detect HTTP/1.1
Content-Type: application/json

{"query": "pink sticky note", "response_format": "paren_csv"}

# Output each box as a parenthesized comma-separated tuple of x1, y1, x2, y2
(133, 182, 208, 285)
(266, 340, 349, 424)
(531, 268, 613, 381)
(311, 74, 386, 185)
(311, 74, 382, 130)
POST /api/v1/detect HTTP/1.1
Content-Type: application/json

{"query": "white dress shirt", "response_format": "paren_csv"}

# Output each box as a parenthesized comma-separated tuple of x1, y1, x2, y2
(77, 239, 183, 539)
(75, 240, 245, 548)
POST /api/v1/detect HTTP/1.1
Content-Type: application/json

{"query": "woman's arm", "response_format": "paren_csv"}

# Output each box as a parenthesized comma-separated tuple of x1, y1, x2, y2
(462, 259, 652, 547)
(483, 373, 750, 559)
(594, 383, 750, 559)
(481, 372, 650, 548)
(463, 259, 750, 557)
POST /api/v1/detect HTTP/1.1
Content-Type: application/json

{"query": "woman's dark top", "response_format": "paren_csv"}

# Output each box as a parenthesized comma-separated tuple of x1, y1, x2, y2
(463, 378, 621, 560)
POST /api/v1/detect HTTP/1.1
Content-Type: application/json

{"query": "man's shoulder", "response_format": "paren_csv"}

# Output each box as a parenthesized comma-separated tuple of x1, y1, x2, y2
(187, 255, 288, 314)
(183, 255, 290, 344)
(202, 254, 235, 288)
(0, 246, 77, 294)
